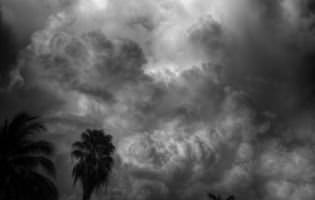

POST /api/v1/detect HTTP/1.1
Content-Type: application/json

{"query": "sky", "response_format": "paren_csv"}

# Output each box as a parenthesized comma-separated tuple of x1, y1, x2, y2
(1, 0, 315, 199)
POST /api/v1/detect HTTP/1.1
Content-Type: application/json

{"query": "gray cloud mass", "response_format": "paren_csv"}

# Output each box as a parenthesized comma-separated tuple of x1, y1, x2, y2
(1, 0, 315, 200)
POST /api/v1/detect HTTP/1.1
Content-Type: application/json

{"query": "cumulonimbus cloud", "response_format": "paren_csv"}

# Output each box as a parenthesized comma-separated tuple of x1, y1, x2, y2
(1, 0, 315, 200)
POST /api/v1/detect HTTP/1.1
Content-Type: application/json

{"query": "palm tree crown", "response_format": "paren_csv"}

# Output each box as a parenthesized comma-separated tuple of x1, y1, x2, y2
(208, 193, 235, 200)
(0, 112, 58, 200)
(72, 129, 115, 200)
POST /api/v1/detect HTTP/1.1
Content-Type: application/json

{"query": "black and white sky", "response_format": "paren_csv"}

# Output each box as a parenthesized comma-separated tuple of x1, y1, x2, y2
(1, 0, 315, 199)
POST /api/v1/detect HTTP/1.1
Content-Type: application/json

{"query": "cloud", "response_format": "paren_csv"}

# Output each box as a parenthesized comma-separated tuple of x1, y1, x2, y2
(0, 8, 19, 87)
(2, 0, 315, 200)
(115, 89, 264, 200)
(258, 142, 315, 200)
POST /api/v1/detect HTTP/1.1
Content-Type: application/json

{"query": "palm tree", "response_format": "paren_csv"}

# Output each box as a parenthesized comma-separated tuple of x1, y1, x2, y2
(0, 112, 58, 200)
(72, 129, 115, 200)
(208, 193, 235, 200)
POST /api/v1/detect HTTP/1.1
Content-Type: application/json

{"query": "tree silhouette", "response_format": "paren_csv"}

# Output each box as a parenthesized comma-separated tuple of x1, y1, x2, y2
(72, 129, 115, 200)
(208, 192, 235, 200)
(0, 112, 58, 200)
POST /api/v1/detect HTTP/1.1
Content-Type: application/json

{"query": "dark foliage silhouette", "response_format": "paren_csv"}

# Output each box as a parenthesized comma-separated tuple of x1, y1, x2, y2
(208, 193, 235, 200)
(0, 112, 58, 200)
(72, 129, 115, 200)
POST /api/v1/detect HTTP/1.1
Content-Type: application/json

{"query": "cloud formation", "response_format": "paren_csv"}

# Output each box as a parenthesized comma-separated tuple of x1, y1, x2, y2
(1, 0, 315, 200)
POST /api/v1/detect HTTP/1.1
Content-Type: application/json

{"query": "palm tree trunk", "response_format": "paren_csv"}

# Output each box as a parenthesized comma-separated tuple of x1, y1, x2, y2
(83, 192, 91, 200)
(82, 187, 93, 200)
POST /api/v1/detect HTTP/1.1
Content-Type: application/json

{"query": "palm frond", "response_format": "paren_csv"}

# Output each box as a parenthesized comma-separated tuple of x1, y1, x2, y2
(20, 121, 46, 137)
(226, 196, 235, 200)
(11, 155, 56, 178)
(0, 119, 9, 136)
(25, 170, 58, 200)
(72, 129, 115, 200)
(8, 113, 38, 133)
(100, 156, 114, 171)
(97, 144, 115, 155)
(7, 113, 45, 141)
(208, 193, 219, 200)
(71, 149, 86, 159)
(0, 112, 57, 200)
(72, 161, 85, 185)
(18, 140, 54, 156)
(72, 141, 87, 150)
(81, 131, 92, 143)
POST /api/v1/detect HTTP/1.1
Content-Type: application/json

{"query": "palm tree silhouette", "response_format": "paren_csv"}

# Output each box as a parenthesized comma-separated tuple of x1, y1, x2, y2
(208, 193, 235, 200)
(72, 129, 115, 200)
(0, 112, 58, 200)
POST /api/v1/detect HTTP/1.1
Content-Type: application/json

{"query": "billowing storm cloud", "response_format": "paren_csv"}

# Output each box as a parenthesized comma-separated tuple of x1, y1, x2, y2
(1, 0, 315, 200)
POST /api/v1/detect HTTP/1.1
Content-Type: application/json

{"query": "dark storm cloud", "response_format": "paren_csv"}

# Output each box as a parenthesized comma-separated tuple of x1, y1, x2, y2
(210, 0, 315, 117)
(2, 0, 315, 200)
(0, 86, 65, 121)
(0, 0, 66, 87)
(0, 8, 18, 87)
(0, 0, 69, 43)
